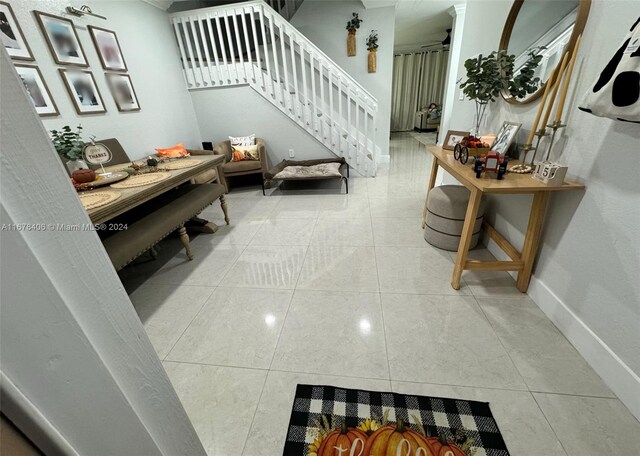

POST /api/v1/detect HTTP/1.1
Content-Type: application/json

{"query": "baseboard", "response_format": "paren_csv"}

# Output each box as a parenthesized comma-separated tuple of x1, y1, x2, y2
(486, 239, 640, 421)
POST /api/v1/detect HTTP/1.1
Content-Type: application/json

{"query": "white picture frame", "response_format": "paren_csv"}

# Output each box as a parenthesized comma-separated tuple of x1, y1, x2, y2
(0, 1, 34, 60)
(491, 121, 522, 155)
(14, 64, 59, 117)
(59, 69, 106, 115)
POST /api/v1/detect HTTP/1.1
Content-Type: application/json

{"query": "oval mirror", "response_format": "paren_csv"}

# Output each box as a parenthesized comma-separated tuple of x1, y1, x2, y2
(500, 0, 591, 104)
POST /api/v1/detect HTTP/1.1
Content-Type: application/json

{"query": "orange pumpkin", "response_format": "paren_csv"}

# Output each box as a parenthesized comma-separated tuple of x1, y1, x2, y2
(363, 419, 435, 456)
(426, 436, 466, 456)
(316, 422, 368, 456)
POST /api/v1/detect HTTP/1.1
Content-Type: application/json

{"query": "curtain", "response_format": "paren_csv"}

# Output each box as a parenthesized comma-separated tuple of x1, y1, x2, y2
(391, 50, 449, 132)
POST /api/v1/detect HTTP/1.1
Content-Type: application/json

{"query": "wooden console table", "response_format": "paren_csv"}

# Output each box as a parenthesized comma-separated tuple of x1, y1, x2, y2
(423, 145, 584, 292)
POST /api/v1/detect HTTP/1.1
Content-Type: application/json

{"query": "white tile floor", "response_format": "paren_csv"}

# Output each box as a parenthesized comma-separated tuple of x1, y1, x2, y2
(121, 133, 640, 456)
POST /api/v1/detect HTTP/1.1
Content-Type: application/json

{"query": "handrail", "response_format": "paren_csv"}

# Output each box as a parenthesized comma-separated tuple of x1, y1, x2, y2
(168, 0, 378, 109)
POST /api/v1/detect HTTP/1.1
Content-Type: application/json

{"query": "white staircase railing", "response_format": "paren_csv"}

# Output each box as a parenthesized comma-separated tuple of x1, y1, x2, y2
(169, 0, 378, 177)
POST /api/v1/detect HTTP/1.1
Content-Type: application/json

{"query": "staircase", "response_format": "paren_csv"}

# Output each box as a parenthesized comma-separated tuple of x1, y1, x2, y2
(168, 0, 378, 177)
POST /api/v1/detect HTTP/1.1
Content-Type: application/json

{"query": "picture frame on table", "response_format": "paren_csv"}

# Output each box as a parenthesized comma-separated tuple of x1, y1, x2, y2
(88, 25, 127, 72)
(59, 69, 106, 114)
(0, 1, 34, 60)
(490, 121, 522, 155)
(442, 130, 470, 151)
(34, 11, 88, 67)
(14, 64, 59, 117)
(106, 73, 140, 112)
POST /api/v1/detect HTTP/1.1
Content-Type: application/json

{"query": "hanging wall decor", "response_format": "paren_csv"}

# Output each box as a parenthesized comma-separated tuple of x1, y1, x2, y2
(14, 64, 59, 117)
(59, 69, 106, 114)
(34, 11, 88, 67)
(0, 1, 34, 60)
(366, 30, 378, 73)
(106, 73, 140, 112)
(88, 25, 127, 72)
(346, 12, 362, 57)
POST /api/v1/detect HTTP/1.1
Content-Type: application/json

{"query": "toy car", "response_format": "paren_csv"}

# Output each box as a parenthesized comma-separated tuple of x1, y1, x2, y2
(453, 136, 491, 164)
(474, 151, 509, 180)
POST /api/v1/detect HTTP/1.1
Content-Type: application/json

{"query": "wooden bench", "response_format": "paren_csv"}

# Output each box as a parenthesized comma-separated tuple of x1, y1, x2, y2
(101, 183, 226, 271)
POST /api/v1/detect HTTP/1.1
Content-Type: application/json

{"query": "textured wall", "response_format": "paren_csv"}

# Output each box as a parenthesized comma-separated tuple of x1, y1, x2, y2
(7, 0, 202, 160)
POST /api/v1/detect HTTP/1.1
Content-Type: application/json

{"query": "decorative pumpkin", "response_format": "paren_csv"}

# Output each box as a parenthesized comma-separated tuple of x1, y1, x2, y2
(426, 436, 467, 456)
(72, 168, 96, 184)
(316, 422, 368, 456)
(363, 419, 435, 456)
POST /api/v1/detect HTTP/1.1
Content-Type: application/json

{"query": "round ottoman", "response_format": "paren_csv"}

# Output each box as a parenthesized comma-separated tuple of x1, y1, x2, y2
(424, 185, 487, 251)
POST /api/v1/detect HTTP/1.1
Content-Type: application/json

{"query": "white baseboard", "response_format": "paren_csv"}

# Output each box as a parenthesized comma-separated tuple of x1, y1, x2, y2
(486, 240, 640, 421)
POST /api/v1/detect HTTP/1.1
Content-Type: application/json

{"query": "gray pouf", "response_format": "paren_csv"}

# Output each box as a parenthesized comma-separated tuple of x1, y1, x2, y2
(424, 185, 487, 251)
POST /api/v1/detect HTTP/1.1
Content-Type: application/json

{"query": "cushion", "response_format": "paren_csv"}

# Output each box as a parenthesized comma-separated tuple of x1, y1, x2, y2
(223, 159, 262, 173)
(155, 143, 188, 158)
(273, 162, 342, 179)
(229, 134, 255, 146)
(231, 144, 259, 162)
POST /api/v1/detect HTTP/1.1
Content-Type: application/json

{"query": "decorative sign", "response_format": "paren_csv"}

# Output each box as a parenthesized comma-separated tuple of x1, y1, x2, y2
(83, 142, 112, 165)
(532, 161, 568, 185)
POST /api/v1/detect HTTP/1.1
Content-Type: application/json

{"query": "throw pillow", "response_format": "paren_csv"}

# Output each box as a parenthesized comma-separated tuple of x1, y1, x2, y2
(229, 134, 255, 146)
(155, 143, 188, 158)
(231, 145, 259, 162)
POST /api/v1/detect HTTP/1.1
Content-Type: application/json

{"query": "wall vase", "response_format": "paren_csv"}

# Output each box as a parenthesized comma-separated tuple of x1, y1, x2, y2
(368, 49, 377, 73)
(347, 32, 356, 56)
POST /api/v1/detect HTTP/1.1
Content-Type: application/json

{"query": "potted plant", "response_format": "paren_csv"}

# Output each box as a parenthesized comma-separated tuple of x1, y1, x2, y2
(459, 50, 541, 136)
(366, 30, 378, 73)
(346, 12, 362, 56)
(50, 125, 87, 174)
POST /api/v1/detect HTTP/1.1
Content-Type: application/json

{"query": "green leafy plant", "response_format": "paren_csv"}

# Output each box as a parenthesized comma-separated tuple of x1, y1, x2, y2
(50, 125, 85, 161)
(346, 12, 362, 33)
(460, 50, 542, 136)
(366, 30, 378, 51)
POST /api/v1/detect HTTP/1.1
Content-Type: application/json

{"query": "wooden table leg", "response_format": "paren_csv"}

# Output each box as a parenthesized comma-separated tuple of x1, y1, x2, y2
(451, 188, 483, 290)
(517, 191, 550, 292)
(220, 194, 230, 225)
(422, 157, 439, 228)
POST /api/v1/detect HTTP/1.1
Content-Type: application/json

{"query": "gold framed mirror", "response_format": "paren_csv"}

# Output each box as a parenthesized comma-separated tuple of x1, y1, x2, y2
(500, 0, 591, 104)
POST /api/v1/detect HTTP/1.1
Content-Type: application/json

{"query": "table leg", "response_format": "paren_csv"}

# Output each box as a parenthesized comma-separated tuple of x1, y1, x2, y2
(517, 192, 550, 292)
(422, 158, 439, 228)
(220, 194, 230, 225)
(451, 187, 483, 290)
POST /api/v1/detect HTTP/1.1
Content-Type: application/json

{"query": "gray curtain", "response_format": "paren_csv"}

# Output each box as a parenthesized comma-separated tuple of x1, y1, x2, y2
(391, 50, 449, 132)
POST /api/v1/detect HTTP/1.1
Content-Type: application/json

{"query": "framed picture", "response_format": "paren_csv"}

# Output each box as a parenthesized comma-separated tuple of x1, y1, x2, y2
(490, 121, 522, 155)
(107, 73, 140, 112)
(443, 130, 470, 151)
(59, 69, 106, 114)
(14, 64, 59, 117)
(88, 26, 127, 72)
(34, 11, 88, 67)
(0, 1, 34, 60)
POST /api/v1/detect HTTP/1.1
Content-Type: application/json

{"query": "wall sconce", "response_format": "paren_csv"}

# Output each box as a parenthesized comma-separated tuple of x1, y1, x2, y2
(65, 5, 107, 20)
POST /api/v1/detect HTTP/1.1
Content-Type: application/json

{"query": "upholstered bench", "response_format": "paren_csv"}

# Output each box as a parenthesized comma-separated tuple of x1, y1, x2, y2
(101, 183, 226, 271)
(424, 185, 487, 251)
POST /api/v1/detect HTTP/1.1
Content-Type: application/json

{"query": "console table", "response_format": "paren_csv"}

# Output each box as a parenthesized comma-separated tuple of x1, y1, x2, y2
(423, 145, 584, 292)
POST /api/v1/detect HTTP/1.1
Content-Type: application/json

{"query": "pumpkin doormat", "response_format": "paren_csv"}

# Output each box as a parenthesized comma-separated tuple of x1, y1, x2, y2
(284, 384, 509, 456)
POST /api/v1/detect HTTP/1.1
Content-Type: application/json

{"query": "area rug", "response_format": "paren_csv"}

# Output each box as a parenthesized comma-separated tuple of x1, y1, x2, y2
(284, 384, 509, 456)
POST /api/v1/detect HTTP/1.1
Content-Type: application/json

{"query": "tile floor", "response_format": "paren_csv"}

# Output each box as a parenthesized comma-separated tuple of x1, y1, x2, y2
(120, 132, 640, 455)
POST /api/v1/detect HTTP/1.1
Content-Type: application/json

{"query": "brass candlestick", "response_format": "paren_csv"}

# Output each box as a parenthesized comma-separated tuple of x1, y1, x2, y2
(529, 128, 550, 166)
(544, 120, 567, 161)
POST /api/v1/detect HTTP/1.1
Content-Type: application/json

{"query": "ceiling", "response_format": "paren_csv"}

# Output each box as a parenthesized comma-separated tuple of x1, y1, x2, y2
(392, 0, 465, 52)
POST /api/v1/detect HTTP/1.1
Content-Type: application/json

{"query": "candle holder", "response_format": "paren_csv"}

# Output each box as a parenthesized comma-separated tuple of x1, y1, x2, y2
(529, 128, 550, 166)
(544, 120, 567, 161)
(509, 143, 535, 174)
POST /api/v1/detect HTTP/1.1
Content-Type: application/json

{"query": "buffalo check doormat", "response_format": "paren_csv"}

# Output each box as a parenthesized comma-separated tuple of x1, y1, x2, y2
(283, 384, 510, 456)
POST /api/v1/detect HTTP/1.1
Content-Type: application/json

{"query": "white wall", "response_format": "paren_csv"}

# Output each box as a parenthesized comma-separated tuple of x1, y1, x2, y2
(1, 47, 206, 455)
(191, 85, 334, 164)
(8, 0, 202, 160)
(291, 0, 396, 157)
(447, 0, 640, 419)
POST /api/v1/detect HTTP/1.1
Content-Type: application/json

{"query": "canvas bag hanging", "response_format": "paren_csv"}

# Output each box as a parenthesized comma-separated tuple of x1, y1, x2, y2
(579, 17, 640, 123)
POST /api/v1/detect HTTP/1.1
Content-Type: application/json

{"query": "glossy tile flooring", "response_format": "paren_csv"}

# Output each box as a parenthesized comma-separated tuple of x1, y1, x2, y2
(120, 133, 640, 455)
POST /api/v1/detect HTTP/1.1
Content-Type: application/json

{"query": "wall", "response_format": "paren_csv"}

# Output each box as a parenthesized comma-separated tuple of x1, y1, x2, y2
(8, 0, 201, 160)
(191, 85, 334, 163)
(447, 0, 640, 419)
(291, 0, 396, 157)
(1, 47, 206, 455)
